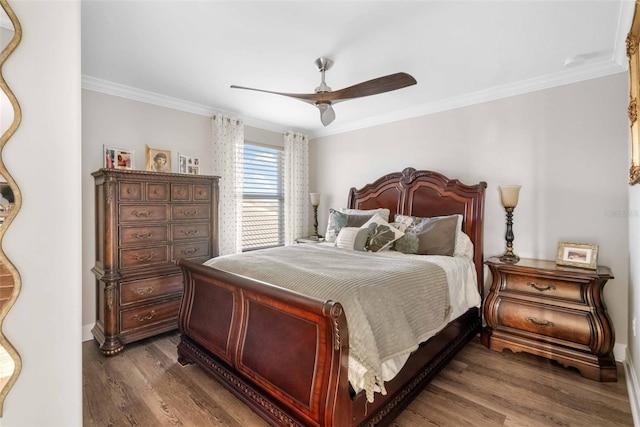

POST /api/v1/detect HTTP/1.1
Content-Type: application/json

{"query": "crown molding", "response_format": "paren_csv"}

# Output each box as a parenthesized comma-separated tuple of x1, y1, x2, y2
(310, 59, 627, 139)
(81, 75, 291, 134)
(83, 56, 626, 141)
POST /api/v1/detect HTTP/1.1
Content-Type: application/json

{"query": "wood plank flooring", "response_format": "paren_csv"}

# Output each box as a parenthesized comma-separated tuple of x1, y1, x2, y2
(83, 332, 634, 426)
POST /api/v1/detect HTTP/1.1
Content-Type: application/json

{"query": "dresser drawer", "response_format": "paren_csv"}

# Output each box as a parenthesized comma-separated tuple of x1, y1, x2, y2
(503, 272, 583, 302)
(146, 183, 169, 201)
(120, 299, 181, 333)
(193, 184, 211, 201)
(119, 225, 168, 245)
(172, 241, 210, 261)
(120, 205, 168, 222)
(172, 183, 194, 201)
(120, 274, 183, 305)
(119, 246, 169, 269)
(172, 204, 210, 221)
(172, 223, 210, 241)
(496, 299, 591, 346)
(119, 181, 143, 201)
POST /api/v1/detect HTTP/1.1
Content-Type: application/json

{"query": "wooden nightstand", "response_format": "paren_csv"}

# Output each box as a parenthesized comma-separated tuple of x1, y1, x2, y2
(482, 257, 616, 382)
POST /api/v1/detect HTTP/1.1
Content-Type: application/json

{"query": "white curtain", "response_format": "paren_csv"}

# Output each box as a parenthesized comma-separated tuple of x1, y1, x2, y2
(212, 114, 244, 255)
(284, 131, 309, 245)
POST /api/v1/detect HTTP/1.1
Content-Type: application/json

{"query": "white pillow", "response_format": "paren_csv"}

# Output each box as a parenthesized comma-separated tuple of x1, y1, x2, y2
(359, 213, 404, 252)
(340, 207, 390, 223)
(335, 227, 369, 251)
(455, 230, 475, 259)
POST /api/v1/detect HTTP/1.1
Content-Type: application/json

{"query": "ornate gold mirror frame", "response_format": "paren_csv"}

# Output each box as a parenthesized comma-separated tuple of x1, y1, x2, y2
(0, 0, 21, 416)
(628, 0, 640, 185)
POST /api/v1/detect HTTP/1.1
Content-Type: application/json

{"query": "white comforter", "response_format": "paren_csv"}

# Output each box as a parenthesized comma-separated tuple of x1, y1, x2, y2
(204, 244, 480, 401)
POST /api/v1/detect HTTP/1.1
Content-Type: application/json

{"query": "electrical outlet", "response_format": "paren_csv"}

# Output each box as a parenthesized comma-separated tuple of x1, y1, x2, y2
(634, 316, 637, 337)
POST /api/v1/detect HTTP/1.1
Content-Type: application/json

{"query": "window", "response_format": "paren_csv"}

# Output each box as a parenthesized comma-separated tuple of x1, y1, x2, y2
(242, 143, 284, 251)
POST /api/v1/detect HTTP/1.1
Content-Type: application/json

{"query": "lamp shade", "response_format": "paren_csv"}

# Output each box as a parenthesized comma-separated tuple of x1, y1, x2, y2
(499, 185, 521, 208)
(309, 193, 321, 207)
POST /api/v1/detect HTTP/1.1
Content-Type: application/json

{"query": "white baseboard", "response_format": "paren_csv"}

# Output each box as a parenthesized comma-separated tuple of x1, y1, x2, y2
(625, 347, 640, 427)
(616, 343, 627, 363)
(82, 323, 94, 342)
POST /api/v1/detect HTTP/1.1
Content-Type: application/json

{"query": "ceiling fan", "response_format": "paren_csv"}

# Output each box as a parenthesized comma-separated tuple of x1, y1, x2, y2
(231, 57, 417, 126)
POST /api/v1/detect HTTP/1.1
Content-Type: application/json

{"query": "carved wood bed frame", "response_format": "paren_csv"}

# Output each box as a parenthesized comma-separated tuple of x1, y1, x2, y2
(176, 167, 487, 426)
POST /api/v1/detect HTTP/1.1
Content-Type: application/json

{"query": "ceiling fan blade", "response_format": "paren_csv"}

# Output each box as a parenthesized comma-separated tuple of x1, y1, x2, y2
(323, 72, 417, 101)
(317, 103, 335, 126)
(230, 85, 319, 103)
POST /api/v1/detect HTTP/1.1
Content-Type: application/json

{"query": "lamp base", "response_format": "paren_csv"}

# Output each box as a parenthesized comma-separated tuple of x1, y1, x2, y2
(499, 253, 520, 264)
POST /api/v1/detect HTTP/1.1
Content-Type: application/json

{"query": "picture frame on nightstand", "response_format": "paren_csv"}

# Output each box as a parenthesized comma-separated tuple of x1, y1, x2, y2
(556, 242, 598, 270)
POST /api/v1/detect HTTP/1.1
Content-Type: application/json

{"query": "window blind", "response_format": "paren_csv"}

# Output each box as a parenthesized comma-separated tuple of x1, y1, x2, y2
(242, 143, 284, 251)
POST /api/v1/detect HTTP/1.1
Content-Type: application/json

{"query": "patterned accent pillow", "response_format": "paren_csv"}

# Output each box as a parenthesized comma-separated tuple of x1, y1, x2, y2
(359, 214, 404, 252)
(325, 209, 376, 243)
(335, 227, 369, 251)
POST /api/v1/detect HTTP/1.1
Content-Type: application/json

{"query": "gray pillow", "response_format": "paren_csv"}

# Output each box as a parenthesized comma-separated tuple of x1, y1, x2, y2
(393, 215, 458, 256)
(414, 215, 459, 256)
(325, 209, 374, 242)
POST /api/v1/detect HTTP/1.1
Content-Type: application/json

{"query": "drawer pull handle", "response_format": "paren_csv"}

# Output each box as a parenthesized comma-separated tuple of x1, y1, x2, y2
(526, 317, 554, 328)
(133, 252, 154, 261)
(133, 210, 153, 218)
(180, 209, 200, 217)
(181, 248, 199, 255)
(181, 229, 199, 236)
(133, 231, 154, 239)
(132, 286, 154, 295)
(527, 282, 556, 292)
(133, 310, 156, 322)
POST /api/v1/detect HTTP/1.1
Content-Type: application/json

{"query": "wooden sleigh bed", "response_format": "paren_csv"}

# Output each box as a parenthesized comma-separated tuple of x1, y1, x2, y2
(176, 167, 487, 427)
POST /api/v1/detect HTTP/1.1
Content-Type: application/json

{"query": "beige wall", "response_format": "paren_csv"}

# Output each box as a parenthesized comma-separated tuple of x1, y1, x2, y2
(310, 72, 630, 355)
(81, 90, 283, 334)
(3, 1, 82, 424)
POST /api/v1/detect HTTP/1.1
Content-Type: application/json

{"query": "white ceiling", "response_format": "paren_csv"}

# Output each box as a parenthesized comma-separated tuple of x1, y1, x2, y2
(81, 1, 633, 138)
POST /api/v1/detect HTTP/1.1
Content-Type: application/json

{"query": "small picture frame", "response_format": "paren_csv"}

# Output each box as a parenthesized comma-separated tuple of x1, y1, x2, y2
(103, 145, 134, 170)
(145, 145, 172, 173)
(556, 242, 598, 270)
(178, 153, 200, 175)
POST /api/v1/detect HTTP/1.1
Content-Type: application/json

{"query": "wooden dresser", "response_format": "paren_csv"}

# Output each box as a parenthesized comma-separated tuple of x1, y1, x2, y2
(91, 169, 219, 356)
(482, 257, 616, 381)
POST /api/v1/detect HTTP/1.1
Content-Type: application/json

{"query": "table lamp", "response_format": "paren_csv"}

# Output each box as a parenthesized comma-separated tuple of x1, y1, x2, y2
(498, 185, 521, 263)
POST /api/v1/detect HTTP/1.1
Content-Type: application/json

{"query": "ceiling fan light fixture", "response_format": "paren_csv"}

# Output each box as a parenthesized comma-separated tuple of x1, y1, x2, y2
(316, 102, 335, 126)
(231, 56, 416, 126)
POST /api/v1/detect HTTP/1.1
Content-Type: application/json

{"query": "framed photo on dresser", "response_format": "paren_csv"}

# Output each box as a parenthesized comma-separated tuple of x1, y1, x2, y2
(103, 145, 134, 170)
(178, 153, 200, 175)
(556, 242, 598, 269)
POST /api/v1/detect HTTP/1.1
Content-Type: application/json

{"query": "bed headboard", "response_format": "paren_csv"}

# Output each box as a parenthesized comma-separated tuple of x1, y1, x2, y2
(347, 167, 487, 295)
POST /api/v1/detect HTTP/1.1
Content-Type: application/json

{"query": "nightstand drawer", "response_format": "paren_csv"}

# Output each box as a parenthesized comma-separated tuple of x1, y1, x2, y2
(503, 272, 583, 302)
(120, 274, 183, 305)
(496, 299, 591, 346)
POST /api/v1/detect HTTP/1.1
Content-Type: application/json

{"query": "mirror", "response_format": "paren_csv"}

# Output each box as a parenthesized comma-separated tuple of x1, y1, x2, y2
(0, 0, 21, 416)
(629, 1, 640, 185)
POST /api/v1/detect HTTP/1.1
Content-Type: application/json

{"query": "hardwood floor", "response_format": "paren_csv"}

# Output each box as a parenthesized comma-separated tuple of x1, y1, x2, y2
(83, 332, 634, 426)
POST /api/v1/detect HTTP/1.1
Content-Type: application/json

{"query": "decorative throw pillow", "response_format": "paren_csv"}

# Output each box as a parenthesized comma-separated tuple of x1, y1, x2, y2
(335, 227, 369, 251)
(325, 209, 376, 243)
(392, 214, 459, 256)
(339, 207, 391, 223)
(359, 214, 404, 252)
(414, 216, 459, 256)
(394, 213, 470, 257)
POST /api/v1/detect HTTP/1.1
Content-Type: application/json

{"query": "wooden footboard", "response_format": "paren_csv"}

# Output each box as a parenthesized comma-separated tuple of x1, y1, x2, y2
(177, 258, 352, 427)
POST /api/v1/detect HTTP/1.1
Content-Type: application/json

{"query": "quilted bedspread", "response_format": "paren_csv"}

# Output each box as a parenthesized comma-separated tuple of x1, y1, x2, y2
(203, 244, 451, 402)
